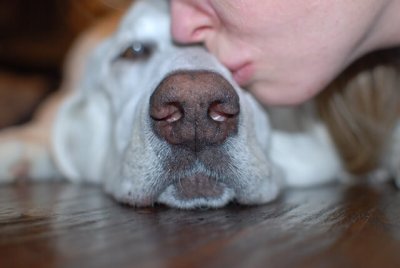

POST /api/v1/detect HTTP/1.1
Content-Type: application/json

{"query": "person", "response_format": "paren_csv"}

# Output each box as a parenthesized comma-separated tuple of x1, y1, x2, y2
(170, 0, 400, 106)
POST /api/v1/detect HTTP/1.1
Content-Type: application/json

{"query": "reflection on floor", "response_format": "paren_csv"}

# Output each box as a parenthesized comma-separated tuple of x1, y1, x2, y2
(1, 182, 400, 268)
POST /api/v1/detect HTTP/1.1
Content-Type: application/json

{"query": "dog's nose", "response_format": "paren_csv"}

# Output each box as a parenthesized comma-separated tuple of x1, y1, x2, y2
(149, 70, 240, 152)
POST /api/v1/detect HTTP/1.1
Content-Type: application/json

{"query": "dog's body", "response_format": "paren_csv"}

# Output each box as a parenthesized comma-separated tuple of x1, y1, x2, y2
(0, 0, 399, 209)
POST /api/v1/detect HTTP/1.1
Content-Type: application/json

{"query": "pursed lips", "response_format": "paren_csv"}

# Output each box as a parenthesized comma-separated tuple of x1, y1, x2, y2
(229, 62, 254, 86)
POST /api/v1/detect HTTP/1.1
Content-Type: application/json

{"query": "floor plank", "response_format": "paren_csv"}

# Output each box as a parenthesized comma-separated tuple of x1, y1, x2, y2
(1, 182, 400, 268)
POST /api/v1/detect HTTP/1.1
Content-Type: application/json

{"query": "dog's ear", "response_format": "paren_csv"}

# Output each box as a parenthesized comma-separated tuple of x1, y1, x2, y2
(53, 91, 111, 183)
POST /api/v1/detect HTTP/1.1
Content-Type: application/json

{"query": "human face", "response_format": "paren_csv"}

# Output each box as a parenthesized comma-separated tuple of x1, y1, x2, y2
(170, 0, 388, 105)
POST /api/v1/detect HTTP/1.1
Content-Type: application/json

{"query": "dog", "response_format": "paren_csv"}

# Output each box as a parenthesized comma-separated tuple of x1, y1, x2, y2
(0, 0, 399, 209)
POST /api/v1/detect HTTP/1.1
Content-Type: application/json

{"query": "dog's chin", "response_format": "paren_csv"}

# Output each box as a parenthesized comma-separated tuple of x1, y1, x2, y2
(156, 174, 235, 209)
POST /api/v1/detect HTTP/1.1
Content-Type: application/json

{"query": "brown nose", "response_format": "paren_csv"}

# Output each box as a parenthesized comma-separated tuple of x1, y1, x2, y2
(149, 70, 240, 152)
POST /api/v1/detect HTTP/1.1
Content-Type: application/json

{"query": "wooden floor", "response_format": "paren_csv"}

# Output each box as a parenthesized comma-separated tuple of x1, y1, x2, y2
(1, 182, 400, 268)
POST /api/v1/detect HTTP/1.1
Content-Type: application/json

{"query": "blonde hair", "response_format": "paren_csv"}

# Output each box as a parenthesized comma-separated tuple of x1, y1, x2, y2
(317, 48, 400, 176)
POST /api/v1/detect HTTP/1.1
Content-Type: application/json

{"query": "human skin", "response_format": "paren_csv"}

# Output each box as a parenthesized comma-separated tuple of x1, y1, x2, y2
(170, 0, 400, 106)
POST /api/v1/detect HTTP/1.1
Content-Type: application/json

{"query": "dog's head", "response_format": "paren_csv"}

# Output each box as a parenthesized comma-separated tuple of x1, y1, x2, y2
(54, 0, 282, 209)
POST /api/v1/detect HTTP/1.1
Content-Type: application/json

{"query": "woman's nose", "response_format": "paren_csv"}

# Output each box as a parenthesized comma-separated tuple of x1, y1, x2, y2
(170, 1, 213, 44)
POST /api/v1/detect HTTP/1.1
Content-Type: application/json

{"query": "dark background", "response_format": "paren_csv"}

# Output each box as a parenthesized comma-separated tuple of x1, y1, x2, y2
(0, 0, 127, 128)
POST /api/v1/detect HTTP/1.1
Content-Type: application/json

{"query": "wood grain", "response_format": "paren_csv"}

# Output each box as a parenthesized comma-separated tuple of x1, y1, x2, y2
(1, 182, 400, 268)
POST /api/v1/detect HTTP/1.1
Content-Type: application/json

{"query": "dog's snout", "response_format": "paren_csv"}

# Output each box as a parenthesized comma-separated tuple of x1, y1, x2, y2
(149, 71, 240, 151)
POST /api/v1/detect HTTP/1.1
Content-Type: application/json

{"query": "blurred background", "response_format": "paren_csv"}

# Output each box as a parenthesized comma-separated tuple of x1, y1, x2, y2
(0, 0, 129, 128)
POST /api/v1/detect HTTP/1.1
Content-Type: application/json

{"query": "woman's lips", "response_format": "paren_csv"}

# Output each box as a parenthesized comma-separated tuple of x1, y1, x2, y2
(231, 63, 254, 86)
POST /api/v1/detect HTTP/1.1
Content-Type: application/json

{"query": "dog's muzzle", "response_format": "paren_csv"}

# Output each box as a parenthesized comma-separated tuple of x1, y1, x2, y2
(149, 70, 240, 203)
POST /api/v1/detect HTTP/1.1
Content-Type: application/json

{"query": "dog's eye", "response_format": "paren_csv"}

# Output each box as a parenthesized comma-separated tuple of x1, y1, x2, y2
(120, 42, 154, 61)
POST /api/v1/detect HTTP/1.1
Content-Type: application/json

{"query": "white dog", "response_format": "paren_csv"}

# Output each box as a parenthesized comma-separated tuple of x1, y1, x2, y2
(0, 0, 399, 209)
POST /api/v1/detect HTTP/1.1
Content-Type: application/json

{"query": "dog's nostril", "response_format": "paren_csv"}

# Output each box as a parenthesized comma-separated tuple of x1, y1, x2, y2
(150, 102, 183, 123)
(208, 101, 239, 122)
